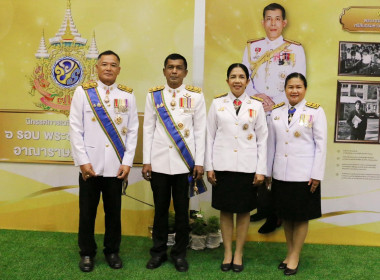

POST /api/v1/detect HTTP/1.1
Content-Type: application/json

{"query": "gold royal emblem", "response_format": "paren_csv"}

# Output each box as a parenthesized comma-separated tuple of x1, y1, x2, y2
(177, 122, 184, 130)
(184, 129, 190, 138)
(294, 131, 301, 137)
(121, 127, 128, 135)
(115, 115, 123, 125)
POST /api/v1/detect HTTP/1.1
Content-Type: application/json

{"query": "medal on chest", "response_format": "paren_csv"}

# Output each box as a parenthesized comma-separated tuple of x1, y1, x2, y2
(179, 93, 194, 113)
(299, 114, 313, 128)
(114, 99, 128, 125)
(248, 109, 256, 122)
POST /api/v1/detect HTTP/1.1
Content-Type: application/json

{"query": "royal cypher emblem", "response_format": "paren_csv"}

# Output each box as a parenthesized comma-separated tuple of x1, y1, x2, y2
(29, 0, 99, 116)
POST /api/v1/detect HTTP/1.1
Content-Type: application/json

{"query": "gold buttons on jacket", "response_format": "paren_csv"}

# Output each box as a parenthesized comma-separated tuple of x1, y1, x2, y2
(234, 149, 237, 152)
(285, 154, 288, 157)
(169, 145, 173, 149)
(106, 144, 109, 147)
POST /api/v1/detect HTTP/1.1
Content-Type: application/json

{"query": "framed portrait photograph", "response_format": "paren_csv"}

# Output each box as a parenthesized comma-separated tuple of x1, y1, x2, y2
(338, 41, 380, 77)
(334, 80, 380, 143)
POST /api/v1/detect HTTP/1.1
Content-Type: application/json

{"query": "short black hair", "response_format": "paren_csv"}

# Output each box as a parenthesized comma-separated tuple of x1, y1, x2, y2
(355, 100, 362, 105)
(285, 72, 307, 88)
(98, 50, 120, 62)
(263, 3, 286, 20)
(164, 53, 187, 69)
(227, 63, 249, 80)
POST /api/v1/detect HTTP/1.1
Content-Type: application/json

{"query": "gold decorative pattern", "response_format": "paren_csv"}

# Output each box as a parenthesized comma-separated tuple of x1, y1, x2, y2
(305, 102, 320, 109)
(214, 93, 228, 99)
(250, 96, 263, 102)
(149, 85, 165, 92)
(284, 38, 302, 46)
(247, 37, 264, 44)
(272, 102, 285, 110)
(185, 85, 202, 93)
(82, 82, 98, 90)
(117, 84, 133, 93)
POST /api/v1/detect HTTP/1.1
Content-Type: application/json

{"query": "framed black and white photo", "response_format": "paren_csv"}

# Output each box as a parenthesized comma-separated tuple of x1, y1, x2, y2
(334, 80, 380, 143)
(338, 41, 380, 77)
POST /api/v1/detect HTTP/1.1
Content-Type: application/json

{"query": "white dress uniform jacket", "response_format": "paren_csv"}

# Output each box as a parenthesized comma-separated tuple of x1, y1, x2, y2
(205, 92, 268, 175)
(143, 84, 206, 175)
(69, 80, 139, 176)
(267, 99, 327, 181)
(242, 36, 306, 104)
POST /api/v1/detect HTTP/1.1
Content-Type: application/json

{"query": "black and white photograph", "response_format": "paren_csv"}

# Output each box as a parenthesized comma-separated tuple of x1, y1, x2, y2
(335, 81, 380, 143)
(338, 41, 380, 77)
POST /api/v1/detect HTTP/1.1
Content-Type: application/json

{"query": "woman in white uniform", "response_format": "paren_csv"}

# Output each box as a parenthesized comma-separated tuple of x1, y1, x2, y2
(266, 72, 327, 276)
(205, 63, 268, 272)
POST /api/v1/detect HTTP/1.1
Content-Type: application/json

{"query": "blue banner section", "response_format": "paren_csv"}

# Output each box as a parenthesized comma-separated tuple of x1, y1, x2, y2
(152, 90, 206, 196)
(85, 88, 125, 163)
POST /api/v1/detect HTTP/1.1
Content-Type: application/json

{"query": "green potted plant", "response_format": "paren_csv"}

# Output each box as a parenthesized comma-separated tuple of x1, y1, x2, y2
(205, 216, 221, 249)
(190, 217, 207, 250)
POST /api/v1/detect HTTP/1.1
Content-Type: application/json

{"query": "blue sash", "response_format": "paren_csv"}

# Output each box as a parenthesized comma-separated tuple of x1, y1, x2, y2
(85, 87, 125, 163)
(152, 89, 206, 196)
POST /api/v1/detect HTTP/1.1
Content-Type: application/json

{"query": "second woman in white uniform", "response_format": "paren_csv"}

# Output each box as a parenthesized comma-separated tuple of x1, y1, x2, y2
(267, 72, 327, 276)
(205, 63, 268, 272)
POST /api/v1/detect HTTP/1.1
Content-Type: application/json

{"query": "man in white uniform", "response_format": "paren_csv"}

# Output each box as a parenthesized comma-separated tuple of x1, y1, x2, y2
(142, 53, 206, 272)
(242, 3, 306, 233)
(70, 50, 138, 272)
(242, 3, 306, 111)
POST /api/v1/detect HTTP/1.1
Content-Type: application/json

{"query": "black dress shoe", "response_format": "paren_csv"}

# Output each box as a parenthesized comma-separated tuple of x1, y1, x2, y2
(173, 258, 189, 272)
(278, 262, 287, 269)
(250, 213, 266, 222)
(284, 265, 298, 276)
(232, 259, 244, 273)
(105, 253, 123, 269)
(220, 259, 233, 272)
(79, 256, 94, 272)
(146, 255, 167, 269)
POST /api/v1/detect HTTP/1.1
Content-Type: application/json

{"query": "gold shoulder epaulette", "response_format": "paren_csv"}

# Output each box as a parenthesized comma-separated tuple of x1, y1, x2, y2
(247, 37, 265, 44)
(149, 85, 165, 92)
(284, 39, 301, 46)
(272, 102, 285, 110)
(214, 93, 228, 99)
(82, 81, 98, 90)
(250, 96, 263, 102)
(305, 102, 320, 109)
(117, 84, 133, 93)
(185, 85, 202, 93)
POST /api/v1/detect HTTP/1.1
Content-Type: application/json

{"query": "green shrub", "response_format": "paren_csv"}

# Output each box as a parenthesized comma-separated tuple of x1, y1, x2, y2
(191, 217, 207, 236)
(206, 216, 220, 234)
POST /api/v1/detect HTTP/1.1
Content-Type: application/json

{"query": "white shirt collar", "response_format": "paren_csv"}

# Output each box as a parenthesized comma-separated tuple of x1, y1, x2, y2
(265, 35, 284, 48)
(165, 83, 185, 93)
(228, 92, 247, 102)
(98, 80, 117, 90)
(288, 99, 306, 110)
